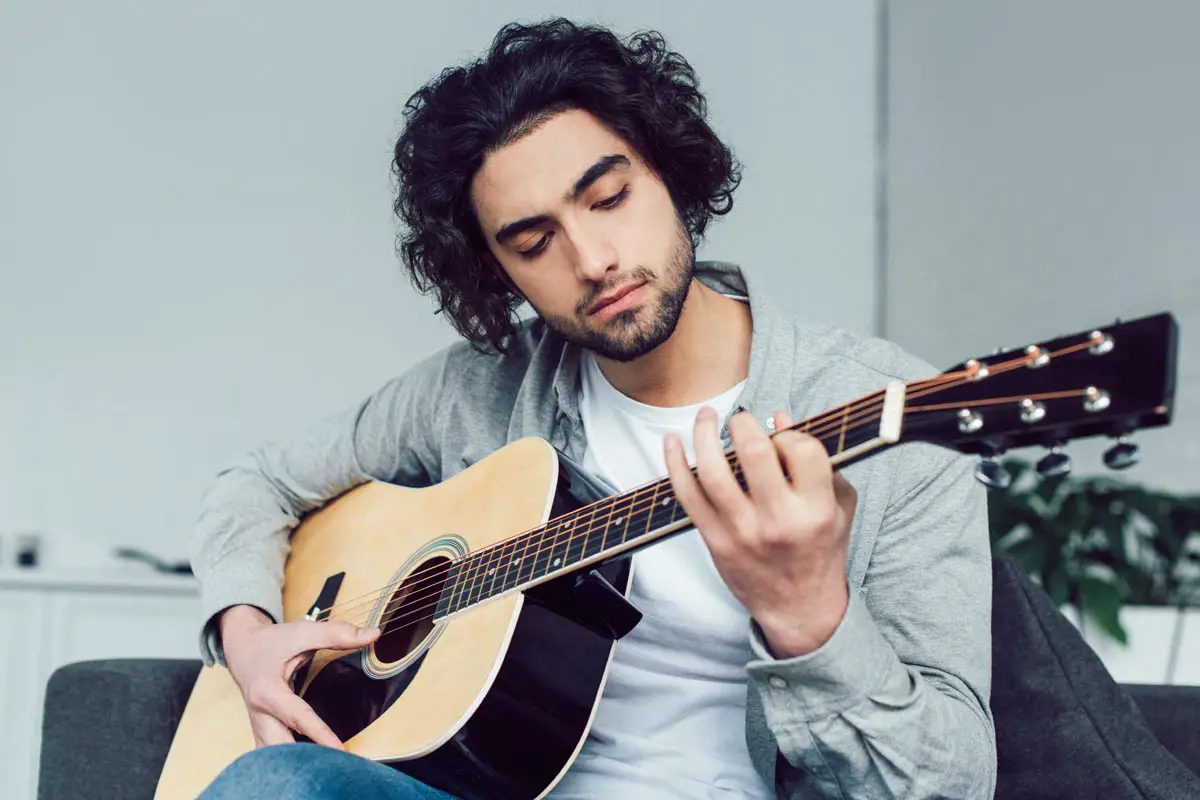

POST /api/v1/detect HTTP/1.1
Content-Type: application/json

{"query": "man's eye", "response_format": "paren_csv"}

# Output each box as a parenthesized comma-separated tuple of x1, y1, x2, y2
(518, 233, 551, 259)
(594, 186, 629, 210)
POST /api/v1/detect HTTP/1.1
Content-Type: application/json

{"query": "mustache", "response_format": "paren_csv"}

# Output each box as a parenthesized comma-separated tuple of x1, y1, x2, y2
(577, 267, 655, 315)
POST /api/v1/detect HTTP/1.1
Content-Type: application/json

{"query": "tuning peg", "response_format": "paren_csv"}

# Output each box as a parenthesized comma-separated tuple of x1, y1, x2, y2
(1103, 436, 1140, 470)
(974, 456, 1013, 489)
(1036, 446, 1072, 478)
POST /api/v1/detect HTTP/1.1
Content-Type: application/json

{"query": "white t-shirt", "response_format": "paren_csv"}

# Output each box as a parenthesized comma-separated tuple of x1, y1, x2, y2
(548, 351, 773, 800)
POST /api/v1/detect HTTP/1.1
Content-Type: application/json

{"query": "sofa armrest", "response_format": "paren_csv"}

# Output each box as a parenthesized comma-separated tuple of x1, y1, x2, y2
(39, 658, 202, 800)
(1124, 683, 1200, 778)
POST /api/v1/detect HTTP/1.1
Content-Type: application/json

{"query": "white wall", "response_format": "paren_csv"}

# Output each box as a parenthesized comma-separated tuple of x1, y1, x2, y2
(0, 1, 880, 569)
(885, 0, 1200, 493)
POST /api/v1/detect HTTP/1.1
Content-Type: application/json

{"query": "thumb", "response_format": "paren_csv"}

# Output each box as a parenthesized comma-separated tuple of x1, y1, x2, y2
(299, 619, 380, 653)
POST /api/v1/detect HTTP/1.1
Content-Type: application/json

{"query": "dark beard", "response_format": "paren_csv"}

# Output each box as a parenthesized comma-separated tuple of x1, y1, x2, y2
(538, 227, 695, 363)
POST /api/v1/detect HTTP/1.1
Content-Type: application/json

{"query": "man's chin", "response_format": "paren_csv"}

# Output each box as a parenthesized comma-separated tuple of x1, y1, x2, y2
(585, 327, 672, 363)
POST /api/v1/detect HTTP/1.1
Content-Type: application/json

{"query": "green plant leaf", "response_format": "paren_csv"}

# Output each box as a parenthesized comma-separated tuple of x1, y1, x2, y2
(1045, 564, 1072, 608)
(1005, 533, 1051, 578)
(1034, 472, 1069, 505)
(1080, 576, 1128, 645)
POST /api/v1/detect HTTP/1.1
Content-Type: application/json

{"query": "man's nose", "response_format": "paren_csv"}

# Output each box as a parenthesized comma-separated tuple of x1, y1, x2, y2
(571, 229, 618, 284)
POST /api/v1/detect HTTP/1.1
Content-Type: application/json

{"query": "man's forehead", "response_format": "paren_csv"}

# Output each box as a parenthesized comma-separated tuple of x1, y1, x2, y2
(472, 110, 632, 215)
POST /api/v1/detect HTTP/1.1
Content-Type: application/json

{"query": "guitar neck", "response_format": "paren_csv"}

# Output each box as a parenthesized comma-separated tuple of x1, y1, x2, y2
(438, 383, 906, 617)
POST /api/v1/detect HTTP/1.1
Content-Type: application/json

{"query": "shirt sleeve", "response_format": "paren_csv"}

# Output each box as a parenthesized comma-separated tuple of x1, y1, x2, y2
(745, 443, 997, 799)
(189, 349, 450, 666)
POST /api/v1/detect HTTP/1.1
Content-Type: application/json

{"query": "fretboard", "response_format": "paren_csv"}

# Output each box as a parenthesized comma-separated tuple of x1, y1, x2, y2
(435, 387, 890, 618)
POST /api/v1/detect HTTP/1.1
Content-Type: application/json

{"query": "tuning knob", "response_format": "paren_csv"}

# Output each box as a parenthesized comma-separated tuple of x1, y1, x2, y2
(1104, 436, 1140, 470)
(974, 457, 1012, 489)
(1037, 446, 1072, 478)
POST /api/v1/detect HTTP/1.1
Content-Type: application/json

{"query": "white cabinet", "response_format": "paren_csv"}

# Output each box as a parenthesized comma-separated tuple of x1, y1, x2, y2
(0, 570, 202, 800)
(0, 589, 47, 800)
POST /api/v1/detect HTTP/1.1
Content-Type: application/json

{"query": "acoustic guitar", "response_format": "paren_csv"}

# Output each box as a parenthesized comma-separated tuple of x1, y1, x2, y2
(155, 312, 1179, 799)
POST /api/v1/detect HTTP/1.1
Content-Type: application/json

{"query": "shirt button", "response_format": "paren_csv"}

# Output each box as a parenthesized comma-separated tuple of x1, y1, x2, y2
(768, 674, 788, 689)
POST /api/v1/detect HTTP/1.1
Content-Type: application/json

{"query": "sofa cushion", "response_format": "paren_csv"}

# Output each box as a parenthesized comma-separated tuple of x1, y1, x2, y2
(992, 556, 1200, 799)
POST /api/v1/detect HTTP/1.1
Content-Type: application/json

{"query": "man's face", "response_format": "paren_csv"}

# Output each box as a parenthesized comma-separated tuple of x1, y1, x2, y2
(470, 109, 694, 362)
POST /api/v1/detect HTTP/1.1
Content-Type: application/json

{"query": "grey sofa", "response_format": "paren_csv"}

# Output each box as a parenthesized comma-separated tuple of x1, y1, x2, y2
(36, 559, 1200, 799)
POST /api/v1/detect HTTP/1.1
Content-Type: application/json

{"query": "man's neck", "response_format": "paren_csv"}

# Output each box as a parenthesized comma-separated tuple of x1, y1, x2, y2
(592, 279, 753, 408)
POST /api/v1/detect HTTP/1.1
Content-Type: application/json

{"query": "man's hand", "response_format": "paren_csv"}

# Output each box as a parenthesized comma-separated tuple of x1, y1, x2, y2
(664, 408, 857, 658)
(218, 604, 380, 749)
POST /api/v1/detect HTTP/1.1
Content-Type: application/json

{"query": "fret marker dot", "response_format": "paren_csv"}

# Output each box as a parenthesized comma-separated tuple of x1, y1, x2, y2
(661, 498, 670, 507)
(487, 568, 495, 576)
(613, 517, 623, 527)
(553, 557, 561, 567)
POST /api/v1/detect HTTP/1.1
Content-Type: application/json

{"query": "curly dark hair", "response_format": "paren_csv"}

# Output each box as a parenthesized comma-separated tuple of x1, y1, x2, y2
(391, 17, 742, 353)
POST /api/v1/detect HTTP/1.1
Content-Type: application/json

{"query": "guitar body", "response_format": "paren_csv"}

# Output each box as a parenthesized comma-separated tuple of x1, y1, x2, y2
(156, 437, 630, 800)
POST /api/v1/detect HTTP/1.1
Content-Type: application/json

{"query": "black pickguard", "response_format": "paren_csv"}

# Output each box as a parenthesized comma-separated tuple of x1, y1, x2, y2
(297, 449, 638, 799)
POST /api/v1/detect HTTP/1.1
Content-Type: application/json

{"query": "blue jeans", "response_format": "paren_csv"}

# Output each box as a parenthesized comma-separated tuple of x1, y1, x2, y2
(200, 743, 459, 799)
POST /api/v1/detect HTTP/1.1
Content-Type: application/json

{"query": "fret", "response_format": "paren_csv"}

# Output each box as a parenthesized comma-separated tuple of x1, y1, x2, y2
(564, 510, 593, 567)
(596, 496, 625, 552)
(580, 512, 612, 561)
(836, 404, 850, 454)
(642, 484, 661, 538)
(576, 504, 593, 565)
(442, 558, 467, 616)
(453, 552, 480, 612)
(529, 516, 563, 579)
(460, 553, 480, 608)
(544, 525, 572, 578)
(617, 490, 655, 548)
(578, 500, 605, 555)
(469, 548, 499, 606)
(560, 501, 600, 571)
(514, 531, 539, 587)
(497, 534, 529, 594)
(484, 537, 516, 599)
(595, 502, 633, 552)
(645, 483, 681, 533)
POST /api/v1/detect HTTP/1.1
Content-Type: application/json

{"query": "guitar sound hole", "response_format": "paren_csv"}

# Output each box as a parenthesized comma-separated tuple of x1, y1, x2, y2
(374, 555, 450, 664)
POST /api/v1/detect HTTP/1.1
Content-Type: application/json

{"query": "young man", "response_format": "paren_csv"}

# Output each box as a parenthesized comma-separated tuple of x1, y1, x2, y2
(194, 18, 996, 799)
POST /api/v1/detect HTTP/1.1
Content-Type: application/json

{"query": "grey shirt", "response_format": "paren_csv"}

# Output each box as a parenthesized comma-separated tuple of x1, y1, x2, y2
(191, 261, 997, 798)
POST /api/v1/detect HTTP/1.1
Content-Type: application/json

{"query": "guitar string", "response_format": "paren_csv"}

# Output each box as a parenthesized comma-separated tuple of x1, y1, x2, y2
(313, 384, 1090, 651)
(311, 348, 1066, 631)
(309, 374, 1042, 654)
(311, 373, 946, 627)
(312, 337, 1098, 631)
(312, 356, 1051, 635)
(307, 380, 916, 623)
(305, 381, 1095, 674)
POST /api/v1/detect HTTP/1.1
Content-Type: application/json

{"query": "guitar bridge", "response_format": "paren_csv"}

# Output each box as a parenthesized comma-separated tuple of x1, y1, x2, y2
(304, 571, 346, 622)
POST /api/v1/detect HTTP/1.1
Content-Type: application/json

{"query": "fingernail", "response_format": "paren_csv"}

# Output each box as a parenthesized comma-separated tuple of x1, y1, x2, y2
(361, 627, 380, 640)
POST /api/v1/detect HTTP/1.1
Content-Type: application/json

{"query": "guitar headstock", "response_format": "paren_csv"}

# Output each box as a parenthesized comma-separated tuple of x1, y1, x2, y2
(900, 312, 1179, 487)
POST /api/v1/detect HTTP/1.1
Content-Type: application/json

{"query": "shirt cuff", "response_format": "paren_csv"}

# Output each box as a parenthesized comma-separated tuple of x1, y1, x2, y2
(747, 588, 899, 724)
(196, 556, 284, 666)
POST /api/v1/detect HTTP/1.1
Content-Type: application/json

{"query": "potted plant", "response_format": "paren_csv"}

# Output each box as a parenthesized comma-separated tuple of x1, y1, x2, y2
(987, 459, 1200, 683)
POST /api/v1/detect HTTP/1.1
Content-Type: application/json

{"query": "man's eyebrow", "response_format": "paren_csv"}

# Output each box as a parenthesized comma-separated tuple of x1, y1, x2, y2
(568, 154, 630, 202)
(494, 214, 552, 247)
(493, 154, 632, 246)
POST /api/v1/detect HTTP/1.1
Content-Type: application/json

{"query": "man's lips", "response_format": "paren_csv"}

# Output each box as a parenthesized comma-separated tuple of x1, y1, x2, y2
(589, 282, 645, 315)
